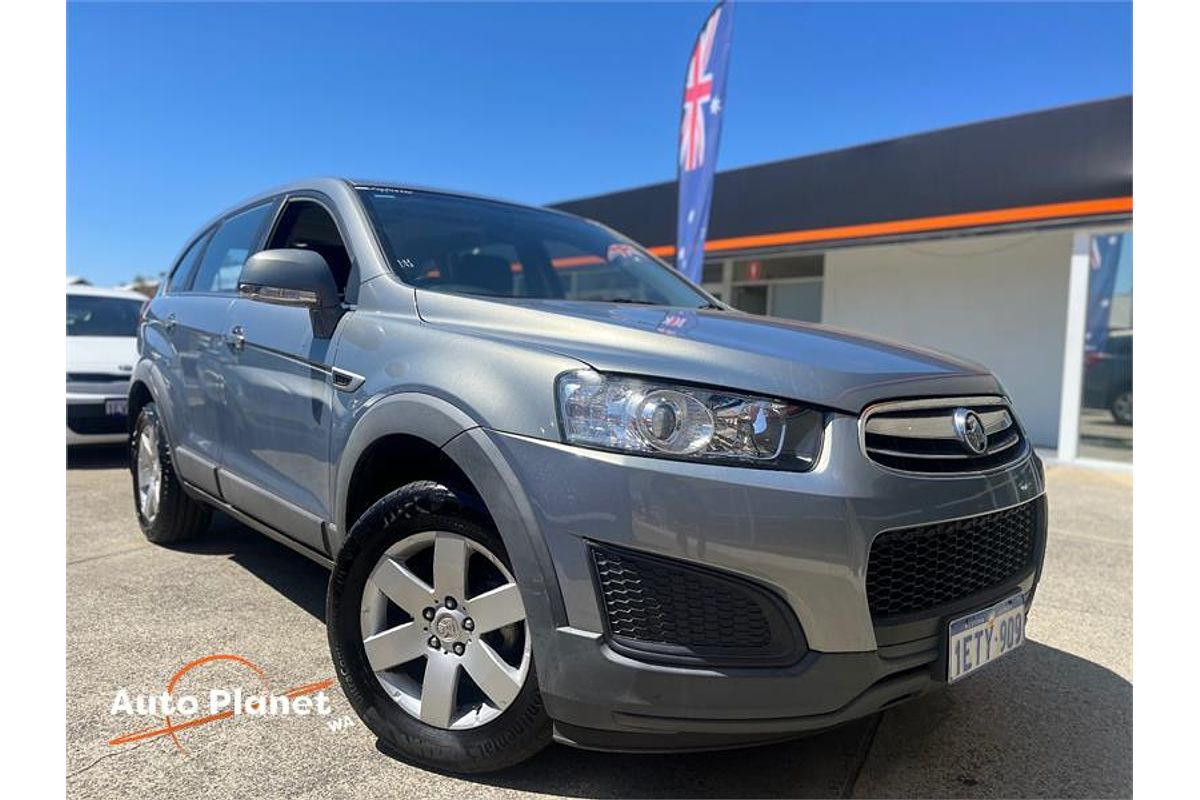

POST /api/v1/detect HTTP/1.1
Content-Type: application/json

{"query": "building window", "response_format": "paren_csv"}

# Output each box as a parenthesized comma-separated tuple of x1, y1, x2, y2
(728, 252, 824, 322)
(731, 284, 767, 314)
(700, 260, 726, 302)
(770, 281, 823, 321)
(701, 262, 724, 284)
(732, 253, 823, 282)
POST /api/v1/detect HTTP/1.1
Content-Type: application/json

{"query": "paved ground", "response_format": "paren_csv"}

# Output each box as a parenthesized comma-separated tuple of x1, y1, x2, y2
(1078, 408, 1133, 463)
(66, 448, 1131, 799)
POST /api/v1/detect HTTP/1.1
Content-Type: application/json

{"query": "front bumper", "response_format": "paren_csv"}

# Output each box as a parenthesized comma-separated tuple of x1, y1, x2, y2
(483, 414, 1046, 749)
(66, 392, 129, 445)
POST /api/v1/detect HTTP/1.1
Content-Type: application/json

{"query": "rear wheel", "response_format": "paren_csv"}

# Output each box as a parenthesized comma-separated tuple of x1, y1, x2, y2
(327, 481, 550, 773)
(130, 403, 211, 543)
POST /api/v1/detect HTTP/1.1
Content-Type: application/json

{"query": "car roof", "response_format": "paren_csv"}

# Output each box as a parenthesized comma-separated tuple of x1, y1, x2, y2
(67, 284, 148, 301)
(181, 177, 602, 278)
(348, 179, 549, 212)
(203, 177, 582, 229)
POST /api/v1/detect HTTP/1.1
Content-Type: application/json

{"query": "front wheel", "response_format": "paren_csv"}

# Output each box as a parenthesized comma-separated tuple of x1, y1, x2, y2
(327, 481, 551, 773)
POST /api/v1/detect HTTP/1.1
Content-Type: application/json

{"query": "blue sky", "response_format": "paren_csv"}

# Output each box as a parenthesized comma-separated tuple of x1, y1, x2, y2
(68, 1, 1132, 285)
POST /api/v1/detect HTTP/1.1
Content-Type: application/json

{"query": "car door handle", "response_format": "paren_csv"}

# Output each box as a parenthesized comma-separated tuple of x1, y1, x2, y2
(227, 325, 246, 352)
(164, 313, 177, 333)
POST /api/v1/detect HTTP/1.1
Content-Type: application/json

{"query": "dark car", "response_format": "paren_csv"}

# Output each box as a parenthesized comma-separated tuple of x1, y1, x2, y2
(1083, 330, 1133, 425)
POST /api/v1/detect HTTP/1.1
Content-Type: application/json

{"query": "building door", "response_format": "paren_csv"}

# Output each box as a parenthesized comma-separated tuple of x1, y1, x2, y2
(1073, 230, 1133, 463)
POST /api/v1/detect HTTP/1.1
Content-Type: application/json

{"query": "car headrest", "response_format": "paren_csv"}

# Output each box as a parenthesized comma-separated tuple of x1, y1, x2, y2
(453, 254, 512, 296)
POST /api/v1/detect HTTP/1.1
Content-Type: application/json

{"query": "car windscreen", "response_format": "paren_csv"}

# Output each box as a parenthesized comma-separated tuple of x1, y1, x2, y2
(67, 295, 145, 337)
(357, 188, 712, 307)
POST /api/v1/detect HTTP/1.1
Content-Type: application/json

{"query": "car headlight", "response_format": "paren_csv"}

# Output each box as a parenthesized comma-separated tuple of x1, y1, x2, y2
(555, 370, 824, 471)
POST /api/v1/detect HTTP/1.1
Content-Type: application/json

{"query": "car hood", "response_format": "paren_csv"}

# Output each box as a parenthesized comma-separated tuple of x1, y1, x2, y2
(415, 292, 1001, 412)
(66, 336, 138, 373)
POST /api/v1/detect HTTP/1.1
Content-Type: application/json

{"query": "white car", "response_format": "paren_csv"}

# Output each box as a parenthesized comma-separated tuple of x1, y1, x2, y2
(67, 284, 146, 445)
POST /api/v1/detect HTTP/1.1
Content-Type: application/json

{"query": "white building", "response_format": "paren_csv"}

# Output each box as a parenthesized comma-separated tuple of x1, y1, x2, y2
(555, 97, 1133, 464)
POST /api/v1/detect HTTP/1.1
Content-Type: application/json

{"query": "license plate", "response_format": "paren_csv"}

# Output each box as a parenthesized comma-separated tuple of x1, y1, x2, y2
(105, 399, 128, 416)
(947, 593, 1026, 683)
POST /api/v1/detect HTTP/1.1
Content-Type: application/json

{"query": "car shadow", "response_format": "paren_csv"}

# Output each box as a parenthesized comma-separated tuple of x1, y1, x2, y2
(67, 444, 128, 470)
(845, 640, 1132, 798)
(165, 512, 329, 621)
(381, 719, 879, 799)
(388, 641, 1130, 799)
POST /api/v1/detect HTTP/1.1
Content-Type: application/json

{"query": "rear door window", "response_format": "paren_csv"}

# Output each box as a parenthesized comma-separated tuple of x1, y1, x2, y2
(166, 229, 213, 293)
(187, 202, 275, 293)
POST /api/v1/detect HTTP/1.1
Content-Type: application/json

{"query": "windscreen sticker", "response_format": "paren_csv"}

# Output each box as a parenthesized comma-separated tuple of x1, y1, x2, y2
(607, 243, 645, 262)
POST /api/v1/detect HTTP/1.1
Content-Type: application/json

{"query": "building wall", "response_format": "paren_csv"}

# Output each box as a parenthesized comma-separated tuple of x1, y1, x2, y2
(821, 230, 1075, 447)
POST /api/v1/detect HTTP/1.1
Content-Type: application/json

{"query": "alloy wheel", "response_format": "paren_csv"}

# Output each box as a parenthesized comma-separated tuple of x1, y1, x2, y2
(136, 425, 162, 524)
(359, 531, 530, 730)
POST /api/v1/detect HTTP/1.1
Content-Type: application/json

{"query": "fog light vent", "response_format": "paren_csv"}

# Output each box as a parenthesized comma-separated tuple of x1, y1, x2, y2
(590, 544, 805, 667)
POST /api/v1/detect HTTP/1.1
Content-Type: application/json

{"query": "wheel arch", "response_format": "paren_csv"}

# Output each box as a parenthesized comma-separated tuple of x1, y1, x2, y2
(333, 392, 570, 643)
(333, 393, 481, 542)
(341, 433, 488, 540)
(128, 360, 173, 438)
(128, 380, 154, 435)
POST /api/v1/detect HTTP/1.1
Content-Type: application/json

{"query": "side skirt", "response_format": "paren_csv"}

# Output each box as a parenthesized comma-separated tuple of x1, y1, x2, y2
(180, 480, 334, 570)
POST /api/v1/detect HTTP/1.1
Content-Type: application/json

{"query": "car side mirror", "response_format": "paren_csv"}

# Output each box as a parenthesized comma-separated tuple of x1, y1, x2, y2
(239, 248, 344, 338)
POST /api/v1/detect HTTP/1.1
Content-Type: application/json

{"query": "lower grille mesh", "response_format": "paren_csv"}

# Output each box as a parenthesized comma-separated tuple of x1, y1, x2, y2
(590, 545, 803, 665)
(867, 499, 1040, 619)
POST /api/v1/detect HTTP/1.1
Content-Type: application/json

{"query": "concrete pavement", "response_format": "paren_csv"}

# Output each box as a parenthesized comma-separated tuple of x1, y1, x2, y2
(66, 448, 1131, 798)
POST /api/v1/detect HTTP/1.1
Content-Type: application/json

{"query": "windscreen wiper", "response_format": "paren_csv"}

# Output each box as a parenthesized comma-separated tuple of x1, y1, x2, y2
(593, 297, 662, 305)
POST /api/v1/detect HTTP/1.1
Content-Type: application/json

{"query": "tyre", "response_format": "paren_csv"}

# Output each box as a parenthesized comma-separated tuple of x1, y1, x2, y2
(130, 402, 212, 543)
(1109, 388, 1132, 426)
(327, 481, 550, 773)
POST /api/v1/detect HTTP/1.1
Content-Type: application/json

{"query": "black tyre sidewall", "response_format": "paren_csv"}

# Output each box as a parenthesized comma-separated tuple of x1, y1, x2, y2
(130, 403, 210, 543)
(327, 482, 551, 773)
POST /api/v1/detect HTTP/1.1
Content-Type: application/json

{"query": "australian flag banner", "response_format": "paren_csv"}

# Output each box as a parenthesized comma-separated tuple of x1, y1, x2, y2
(1084, 233, 1124, 354)
(675, 1, 734, 284)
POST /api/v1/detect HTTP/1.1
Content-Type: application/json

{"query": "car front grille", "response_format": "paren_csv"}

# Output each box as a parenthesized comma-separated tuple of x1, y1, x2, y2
(866, 498, 1042, 619)
(861, 396, 1028, 473)
(67, 404, 127, 435)
(590, 544, 805, 666)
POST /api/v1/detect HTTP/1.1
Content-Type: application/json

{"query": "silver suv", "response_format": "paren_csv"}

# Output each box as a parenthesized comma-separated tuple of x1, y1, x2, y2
(130, 178, 1046, 772)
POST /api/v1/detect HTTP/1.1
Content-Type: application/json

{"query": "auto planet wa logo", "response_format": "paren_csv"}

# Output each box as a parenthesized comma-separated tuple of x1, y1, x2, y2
(107, 654, 337, 754)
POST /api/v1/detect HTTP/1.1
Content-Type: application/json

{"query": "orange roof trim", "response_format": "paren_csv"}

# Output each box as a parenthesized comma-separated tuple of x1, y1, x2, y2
(645, 196, 1133, 258)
